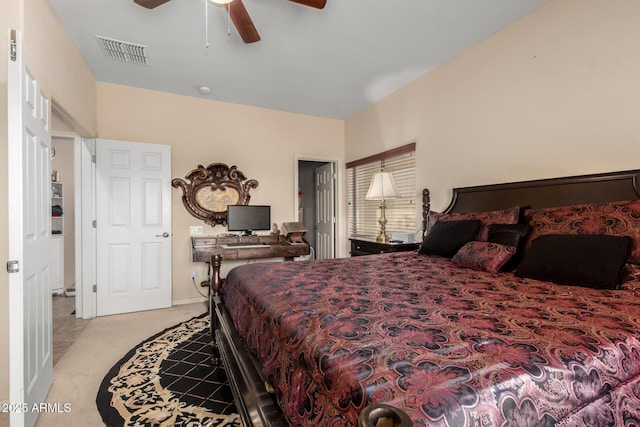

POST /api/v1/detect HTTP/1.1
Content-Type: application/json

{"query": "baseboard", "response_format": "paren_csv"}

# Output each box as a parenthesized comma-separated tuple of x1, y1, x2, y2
(173, 296, 207, 306)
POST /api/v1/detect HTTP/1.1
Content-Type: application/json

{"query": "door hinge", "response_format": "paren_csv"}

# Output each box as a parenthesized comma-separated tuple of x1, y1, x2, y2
(92, 220, 97, 228)
(93, 284, 97, 292)
(6, 260, 19, 273)
(10, 30, 17, 62)
(92, 154, 96, 164)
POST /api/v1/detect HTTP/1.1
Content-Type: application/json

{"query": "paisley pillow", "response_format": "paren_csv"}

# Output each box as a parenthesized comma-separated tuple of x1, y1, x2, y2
(429, 206, 520, 241)
(452, 241, 516, 273)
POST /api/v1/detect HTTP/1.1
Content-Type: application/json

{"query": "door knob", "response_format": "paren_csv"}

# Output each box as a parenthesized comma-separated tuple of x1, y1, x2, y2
(156, 232, 170, 238)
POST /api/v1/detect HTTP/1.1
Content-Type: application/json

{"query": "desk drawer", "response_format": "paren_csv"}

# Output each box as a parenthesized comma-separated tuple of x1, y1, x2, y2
(273, 244, 310, 258)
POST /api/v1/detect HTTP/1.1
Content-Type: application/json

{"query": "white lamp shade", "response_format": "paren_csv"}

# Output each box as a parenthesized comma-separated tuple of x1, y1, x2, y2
(366, 172, 399, 200)
(209, 0, 233, 4)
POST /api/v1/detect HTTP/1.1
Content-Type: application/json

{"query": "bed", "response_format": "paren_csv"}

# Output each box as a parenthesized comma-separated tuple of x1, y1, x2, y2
(210, 169, 640, 427)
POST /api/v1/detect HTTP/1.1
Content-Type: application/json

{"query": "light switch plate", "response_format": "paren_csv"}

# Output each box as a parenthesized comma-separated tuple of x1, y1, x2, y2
(189, 226, 203, 236)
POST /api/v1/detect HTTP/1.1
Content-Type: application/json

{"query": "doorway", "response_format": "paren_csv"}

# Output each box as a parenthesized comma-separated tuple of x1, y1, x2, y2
(296, 159, 338, 259)
(50, 135, 91, 364)
(51, 136, 76, 298)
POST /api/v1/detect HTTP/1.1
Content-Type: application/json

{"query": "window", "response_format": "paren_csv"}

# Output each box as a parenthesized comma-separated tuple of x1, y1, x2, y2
(346, 143, 416, 239)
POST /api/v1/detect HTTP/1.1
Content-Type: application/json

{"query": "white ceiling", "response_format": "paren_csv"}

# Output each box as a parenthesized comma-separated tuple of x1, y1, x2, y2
(48, 0, 547, 119)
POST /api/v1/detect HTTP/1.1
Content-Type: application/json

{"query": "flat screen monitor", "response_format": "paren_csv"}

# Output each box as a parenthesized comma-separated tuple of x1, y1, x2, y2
(227, 205, 271, 235)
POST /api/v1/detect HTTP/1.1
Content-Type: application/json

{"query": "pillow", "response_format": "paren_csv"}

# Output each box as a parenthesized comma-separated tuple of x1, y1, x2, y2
(487, 224, 531, 247)
(452, 241, 516, 274)
(523, 200, 640, 264)
(487, 224, 532, 271)
(418, 220, 481, 258)
(429, 206, 520, 241)
(515, 234, 632, 289)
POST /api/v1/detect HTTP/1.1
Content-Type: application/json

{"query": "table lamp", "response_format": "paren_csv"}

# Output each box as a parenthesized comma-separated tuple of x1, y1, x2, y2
(365, 171, 399, 243)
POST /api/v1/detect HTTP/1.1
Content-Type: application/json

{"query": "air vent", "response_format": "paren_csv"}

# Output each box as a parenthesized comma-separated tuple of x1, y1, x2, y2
(95, 35, 150, 66)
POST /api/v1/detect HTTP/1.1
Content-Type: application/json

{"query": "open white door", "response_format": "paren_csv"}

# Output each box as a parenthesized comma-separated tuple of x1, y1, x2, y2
(315, 162, 336, 259)
(96, 139, 172, 316)
(76, 137, 97, 319)
(8, 30, 53, 427)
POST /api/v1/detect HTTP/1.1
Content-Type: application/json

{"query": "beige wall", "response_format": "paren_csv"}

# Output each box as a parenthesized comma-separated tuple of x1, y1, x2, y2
(1, 0, 96, 405)
(97, 83, 345, 302)
(24, 0, 97, 136)
(346, 0, 640, 211)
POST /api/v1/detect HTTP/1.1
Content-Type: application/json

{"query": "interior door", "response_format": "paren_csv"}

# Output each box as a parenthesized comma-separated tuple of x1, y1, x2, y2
(8, 30, 53, 427)
(96, 139, 172, 316)
(315, 163, 336, 259)
(76, 137, 97, 319)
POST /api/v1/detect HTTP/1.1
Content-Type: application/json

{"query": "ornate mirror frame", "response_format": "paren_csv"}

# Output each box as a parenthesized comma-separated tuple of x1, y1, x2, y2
(172, 163, 259, 226)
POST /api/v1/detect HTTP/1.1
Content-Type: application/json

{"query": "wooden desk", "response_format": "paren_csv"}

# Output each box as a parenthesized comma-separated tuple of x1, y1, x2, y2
(191, 235, 310, 293)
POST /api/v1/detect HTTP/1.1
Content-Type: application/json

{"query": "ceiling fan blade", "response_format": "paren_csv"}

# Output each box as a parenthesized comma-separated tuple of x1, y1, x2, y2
(288, 0, 326, 9)
(133, 0, 171, 9)
(226, 0, 261, 44)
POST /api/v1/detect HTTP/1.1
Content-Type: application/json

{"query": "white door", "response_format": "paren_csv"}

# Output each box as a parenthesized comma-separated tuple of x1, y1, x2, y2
(315, 163, 336, 259)
(8, 30, 53, 427)
(96, 139, 172, 316)
(77, 138, 97, 319)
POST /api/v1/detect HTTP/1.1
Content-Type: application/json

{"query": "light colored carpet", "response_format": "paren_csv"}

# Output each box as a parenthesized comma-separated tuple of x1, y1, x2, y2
(34, 302, 208, 427)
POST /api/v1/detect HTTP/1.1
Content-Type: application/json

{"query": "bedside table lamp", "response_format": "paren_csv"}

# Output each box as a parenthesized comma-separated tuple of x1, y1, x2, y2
(366, 171, 399, 243)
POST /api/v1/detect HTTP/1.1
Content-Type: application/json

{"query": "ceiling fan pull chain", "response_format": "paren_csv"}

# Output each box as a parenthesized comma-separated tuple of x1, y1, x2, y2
(205, 0, 210, 48)
(227, 4, 231, 39)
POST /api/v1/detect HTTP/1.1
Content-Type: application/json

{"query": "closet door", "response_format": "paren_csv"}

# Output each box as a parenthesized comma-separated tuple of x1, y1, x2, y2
(96, 139, 172, 316)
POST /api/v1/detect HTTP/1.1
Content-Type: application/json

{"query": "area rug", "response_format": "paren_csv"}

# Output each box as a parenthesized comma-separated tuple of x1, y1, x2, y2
(96, 313, 240, 427)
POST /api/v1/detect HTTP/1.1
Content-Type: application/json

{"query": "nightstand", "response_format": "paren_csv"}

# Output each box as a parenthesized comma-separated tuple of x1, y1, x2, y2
(349, 238, 420, 257)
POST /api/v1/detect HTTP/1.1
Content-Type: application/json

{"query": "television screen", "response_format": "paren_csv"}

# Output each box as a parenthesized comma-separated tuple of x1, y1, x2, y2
(227, 205, 271, 235)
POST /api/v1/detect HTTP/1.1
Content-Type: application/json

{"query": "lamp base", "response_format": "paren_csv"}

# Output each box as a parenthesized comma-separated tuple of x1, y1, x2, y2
(376, 232, 390, 244)
(376, 200, 390, 244)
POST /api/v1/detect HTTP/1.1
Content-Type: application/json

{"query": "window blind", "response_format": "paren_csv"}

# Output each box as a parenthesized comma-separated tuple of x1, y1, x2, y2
(347, 143, 416, 239)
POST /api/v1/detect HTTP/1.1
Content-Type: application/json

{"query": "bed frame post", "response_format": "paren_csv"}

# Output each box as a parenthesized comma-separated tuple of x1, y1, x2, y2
(210, 253, 223, 294)
(421, 188, 430, 239)
(209, 253, 223, 365)
(358, 403, 413, 427)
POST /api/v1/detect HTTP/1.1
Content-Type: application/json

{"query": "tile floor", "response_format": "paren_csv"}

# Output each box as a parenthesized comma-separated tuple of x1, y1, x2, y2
(52, 294, 91, 366)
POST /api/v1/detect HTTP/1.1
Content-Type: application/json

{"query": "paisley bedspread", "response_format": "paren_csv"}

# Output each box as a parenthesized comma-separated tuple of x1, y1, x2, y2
(223, 252, 640, 427)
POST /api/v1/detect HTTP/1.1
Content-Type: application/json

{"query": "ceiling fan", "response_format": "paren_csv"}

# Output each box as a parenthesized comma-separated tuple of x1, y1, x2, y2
(134, 0, 326, 44)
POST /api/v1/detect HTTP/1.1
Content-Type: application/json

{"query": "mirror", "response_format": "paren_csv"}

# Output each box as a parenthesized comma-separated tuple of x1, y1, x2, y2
(172, 163, 259, 226)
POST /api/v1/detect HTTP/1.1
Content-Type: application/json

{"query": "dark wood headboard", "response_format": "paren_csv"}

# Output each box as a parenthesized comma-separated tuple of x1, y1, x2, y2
(421, 169, 640, 235)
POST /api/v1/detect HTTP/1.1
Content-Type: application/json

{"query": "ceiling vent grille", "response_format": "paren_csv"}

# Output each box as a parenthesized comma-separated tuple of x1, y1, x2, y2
(95, 35, 150, 65)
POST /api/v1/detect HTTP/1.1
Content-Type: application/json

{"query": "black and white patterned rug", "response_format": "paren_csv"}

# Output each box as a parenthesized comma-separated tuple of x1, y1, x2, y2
(96, 313, 240, 426)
